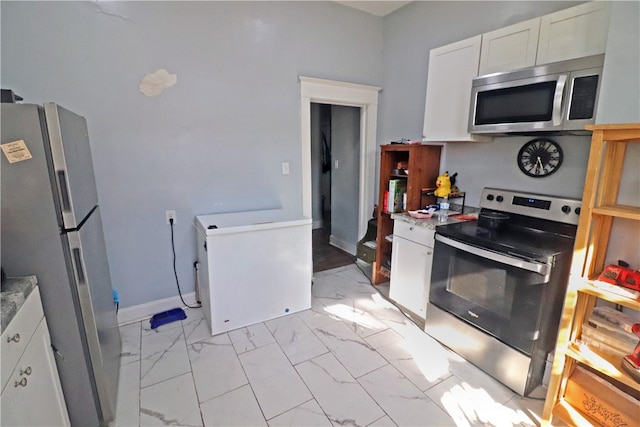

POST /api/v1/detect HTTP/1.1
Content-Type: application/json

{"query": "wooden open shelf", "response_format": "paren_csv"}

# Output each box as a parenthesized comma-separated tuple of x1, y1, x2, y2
(542, 124, 640, 426)
(551, 399, 600, 427)
(563, 343, 640, 392)
(372, 144, 441, 285)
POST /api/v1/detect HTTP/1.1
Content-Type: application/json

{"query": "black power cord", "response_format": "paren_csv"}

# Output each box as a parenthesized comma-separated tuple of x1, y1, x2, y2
(169, 218, 200, 309)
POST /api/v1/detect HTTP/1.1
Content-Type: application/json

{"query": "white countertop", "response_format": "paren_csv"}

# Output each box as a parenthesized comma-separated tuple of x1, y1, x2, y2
(391, 206, 480, 229)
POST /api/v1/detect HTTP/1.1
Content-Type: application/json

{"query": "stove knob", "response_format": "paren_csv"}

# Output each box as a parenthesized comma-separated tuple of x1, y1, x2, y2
(496, 195, 504, 202)
(575, 207, 581, 215)
(562, 205, 571, 214)
(486, 194, 494, 201)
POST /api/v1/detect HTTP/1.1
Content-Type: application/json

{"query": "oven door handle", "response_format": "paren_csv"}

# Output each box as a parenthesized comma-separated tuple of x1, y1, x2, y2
(435, 234, 550, 277)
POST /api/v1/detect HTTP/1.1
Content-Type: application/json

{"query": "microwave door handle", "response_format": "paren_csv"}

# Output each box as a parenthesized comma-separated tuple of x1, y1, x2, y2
(435, 235, 550, 277)
(552, 75, 568, 126)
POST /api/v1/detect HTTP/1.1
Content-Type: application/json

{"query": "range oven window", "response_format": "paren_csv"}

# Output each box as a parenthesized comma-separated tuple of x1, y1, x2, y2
(447, 258, 512, 319)
(430, 238, 550, 356)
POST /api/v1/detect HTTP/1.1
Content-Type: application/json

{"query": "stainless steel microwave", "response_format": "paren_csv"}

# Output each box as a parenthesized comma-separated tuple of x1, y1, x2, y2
(469, 54, 604, 134)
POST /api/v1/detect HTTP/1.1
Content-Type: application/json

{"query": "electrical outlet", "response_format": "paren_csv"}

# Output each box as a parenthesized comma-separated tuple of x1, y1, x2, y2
(166, 210, 176, 225)
(281, 162, 290, 175)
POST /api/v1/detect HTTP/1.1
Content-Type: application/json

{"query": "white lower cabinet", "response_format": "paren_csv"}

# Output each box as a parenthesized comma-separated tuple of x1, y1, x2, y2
(389, 221, 435, 320)
(0, 289, 69, 427)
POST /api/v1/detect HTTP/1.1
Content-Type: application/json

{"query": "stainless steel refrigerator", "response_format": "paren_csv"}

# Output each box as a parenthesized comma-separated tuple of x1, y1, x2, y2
(1, 103, 121, 426)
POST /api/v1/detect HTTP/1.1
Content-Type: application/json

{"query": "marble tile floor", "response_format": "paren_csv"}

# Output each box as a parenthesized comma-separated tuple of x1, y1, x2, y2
(114, 263, 546, 427)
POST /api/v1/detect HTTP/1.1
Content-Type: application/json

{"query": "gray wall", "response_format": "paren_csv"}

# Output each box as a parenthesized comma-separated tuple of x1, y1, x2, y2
(597, 1, 640, 124)
(3, 1, 638, 310)
(598, 1, 640, 273)
(380, 1, 639, 277)
(1, 1, 383, 308)
(330, 105, 360, 253)
(380, 1, 592, 206)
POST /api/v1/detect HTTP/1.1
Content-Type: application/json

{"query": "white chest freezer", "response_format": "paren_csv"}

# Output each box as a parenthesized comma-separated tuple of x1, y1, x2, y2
(194, 209, 312, 335)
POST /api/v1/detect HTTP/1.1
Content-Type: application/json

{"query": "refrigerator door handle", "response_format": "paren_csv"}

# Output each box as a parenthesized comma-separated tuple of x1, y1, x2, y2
(57, 170, 72, 212)
(72, 248, 86, 283)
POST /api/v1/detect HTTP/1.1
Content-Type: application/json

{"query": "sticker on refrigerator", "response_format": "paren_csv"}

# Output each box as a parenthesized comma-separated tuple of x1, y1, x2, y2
(1, 140, 33, 163)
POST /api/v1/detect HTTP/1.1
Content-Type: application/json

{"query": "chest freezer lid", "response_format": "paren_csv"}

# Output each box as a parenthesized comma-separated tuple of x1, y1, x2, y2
(195, 209, 311, 236)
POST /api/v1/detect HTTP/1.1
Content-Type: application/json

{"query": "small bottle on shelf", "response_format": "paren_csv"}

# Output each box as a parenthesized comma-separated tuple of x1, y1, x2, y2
(438, 200, 449, 222)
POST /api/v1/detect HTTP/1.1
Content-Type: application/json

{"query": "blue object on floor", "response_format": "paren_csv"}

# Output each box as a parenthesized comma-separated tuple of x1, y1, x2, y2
(150, 307, 187, 329)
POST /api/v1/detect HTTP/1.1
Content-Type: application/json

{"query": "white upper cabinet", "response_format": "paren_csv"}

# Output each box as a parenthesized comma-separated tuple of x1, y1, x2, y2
(537, 1, 611, 64)
(423, 35, 491, 142)
(479, 18, 541, 75)
(423, 2, 611, 142)
(478, 2, 611, 76)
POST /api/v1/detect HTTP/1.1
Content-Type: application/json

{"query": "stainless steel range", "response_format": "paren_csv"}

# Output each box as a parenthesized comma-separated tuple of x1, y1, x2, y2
(425, 188, 581, 396)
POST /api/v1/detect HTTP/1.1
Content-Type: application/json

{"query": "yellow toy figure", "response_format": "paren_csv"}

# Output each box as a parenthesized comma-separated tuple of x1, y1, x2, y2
(434, 171, 452, 198)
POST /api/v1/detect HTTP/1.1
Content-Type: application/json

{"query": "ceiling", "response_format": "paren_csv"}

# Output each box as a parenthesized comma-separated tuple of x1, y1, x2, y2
(334, 1, 412, 17)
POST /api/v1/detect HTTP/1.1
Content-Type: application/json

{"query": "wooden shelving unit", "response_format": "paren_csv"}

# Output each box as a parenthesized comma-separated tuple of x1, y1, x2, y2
(372, 144, 441, 285)
(541, 124, 640, 426)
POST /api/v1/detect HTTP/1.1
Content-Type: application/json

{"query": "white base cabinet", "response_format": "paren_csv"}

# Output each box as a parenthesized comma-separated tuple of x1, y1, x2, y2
(389, 221, 435, 320)
(1, 288, 70, 427)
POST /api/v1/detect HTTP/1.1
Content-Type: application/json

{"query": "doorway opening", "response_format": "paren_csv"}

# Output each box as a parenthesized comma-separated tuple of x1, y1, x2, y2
(299, 77, 381, 271)
(311, 103, 359, 272)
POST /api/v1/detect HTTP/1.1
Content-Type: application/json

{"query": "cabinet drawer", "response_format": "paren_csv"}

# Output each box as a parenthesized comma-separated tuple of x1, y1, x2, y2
(393, 221, 435, 246)
(1, 287, 44, 393)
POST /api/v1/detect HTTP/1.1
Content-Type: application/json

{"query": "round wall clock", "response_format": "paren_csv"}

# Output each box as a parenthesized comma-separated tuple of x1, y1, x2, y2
(517, 138, 563, 178)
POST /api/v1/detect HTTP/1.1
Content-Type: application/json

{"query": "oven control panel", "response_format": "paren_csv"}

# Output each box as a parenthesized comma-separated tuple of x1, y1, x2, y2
(481, 188, 582, 225)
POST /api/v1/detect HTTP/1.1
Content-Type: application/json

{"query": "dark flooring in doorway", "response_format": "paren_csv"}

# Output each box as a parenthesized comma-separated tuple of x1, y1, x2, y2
(312, 226, 356, 272)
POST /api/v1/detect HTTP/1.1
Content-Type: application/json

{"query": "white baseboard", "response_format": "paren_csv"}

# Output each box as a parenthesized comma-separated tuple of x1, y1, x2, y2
(312, 219, 324, 229)
(329, 235, 356, 256)
(117, 292, 198, 325)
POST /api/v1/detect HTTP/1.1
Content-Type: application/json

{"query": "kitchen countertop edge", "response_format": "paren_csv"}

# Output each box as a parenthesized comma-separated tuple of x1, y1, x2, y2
(1, 275, 38, 334)
(391, 206, 480, 228)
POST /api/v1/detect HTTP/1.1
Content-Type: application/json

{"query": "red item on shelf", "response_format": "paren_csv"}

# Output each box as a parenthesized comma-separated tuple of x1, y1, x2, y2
(598, 262, 640, 292)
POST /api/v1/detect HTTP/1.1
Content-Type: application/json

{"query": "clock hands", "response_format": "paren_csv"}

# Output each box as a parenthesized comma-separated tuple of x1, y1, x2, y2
(518, 138, 563, 178)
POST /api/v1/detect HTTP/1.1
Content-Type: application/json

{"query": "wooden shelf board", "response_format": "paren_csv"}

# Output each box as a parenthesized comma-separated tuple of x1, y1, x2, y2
(564, 343, 640, 392)
(592, 204, 640, 220)
(421, 188, 465, 197)
(570, 276, 640, 310)
(586, 123, 640, 131)
(552, 399, 603, 427)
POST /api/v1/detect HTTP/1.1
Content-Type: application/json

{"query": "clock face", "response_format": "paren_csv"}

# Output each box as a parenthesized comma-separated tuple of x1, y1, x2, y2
(517, 138, 563, 178)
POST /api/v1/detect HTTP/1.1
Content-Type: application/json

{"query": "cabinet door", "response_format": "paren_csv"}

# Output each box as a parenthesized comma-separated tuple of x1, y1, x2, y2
(537, 2, 611, 64)
(0, 388, 25, 426)
(423, 35, 490, 142)
(0, 320, 70, 427)
(1, 287, 43, 391)
(479, 18, 540, 75)
(389, 237, 434, 319)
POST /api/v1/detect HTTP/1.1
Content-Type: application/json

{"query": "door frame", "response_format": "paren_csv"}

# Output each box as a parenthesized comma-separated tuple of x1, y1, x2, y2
(299, 76, 381, 239)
